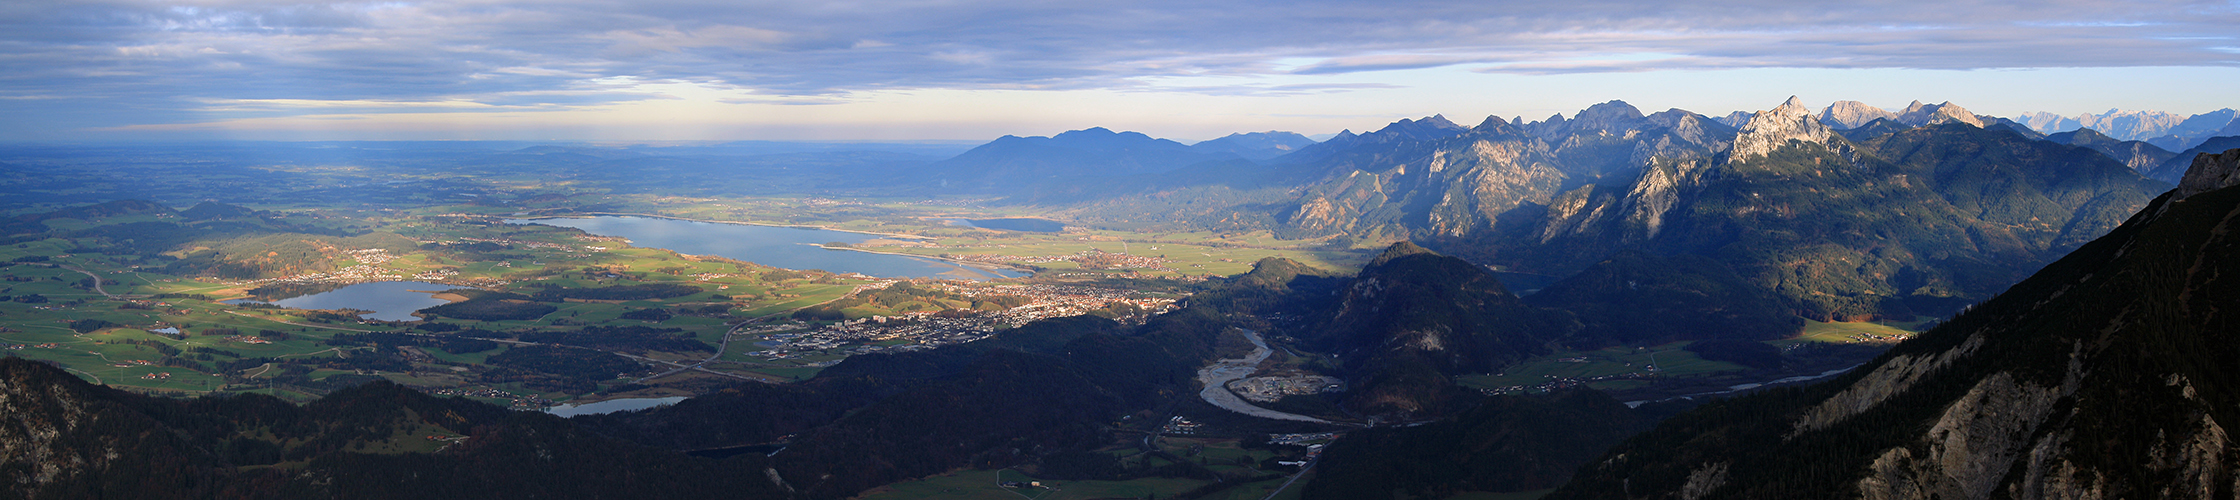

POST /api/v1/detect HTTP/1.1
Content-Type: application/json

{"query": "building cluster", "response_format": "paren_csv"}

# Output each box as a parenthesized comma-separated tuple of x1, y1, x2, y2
(940, 249, 1176, 272)
(457, 236, 580, 251)
(921, 282, 1178, 324)
(249, 262, 405, 286)
(412, 268, 460, 281)
(739, 282, 1179, 361)
(430, 387, 556, 409)
(1276, 445, 1326, 467)
(345, 248, 395, 265)
(1160, 416, 1205, 435)
(1839, 331, 1911, 343)
(1477, 371, 1658, 395)
(1267, 433, 1340, 446)
(1224, 376, 1345, 403)
(744, 314, 1000, 359)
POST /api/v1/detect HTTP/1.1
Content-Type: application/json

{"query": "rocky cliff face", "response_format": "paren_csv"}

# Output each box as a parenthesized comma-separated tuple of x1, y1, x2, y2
(0, 361, 130, 493)
(1820, 100, 1899, 129)
(1545, 175, 2240, 500)
(1484, 97, 2163, 321)
(1895, 101, 1985, 128)
(2175, 148, 2240, 200)
(1280, 117, 1569, 239)
(1729, 96, 1838, 161)
(1507, 101, 1738, 181)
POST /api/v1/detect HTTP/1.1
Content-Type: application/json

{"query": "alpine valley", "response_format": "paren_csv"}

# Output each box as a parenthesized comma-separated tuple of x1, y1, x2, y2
(3, 96, 2238, 500)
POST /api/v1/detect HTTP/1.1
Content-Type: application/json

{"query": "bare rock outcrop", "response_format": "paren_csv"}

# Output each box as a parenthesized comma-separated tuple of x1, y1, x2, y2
(1897, 100, 1985, 128)
(1729, 96, 1836, 161)
(1821, 100, 1899, 129)
(2173, 148, 2240, 200)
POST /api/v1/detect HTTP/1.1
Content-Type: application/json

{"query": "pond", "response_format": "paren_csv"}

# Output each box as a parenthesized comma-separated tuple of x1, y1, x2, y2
(509, 216, 1028, 280)
(547, 396, 688, 417)
(223, 281, 461, 322)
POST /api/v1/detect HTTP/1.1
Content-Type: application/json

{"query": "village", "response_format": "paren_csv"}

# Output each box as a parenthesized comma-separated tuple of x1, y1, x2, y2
(1476, 371, 1659, 395)
(740, 281, 1177, 360)
(431, 386, 558, 409)
(940, 249, 1179, 273)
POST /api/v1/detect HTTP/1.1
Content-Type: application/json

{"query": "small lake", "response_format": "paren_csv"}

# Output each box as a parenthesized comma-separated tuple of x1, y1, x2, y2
(547, 396, 687, 417)
(223, 281, 460, 322)
(510, 216, 1028, 280)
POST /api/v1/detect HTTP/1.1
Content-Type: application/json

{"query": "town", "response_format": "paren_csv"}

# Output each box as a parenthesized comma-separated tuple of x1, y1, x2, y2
(740, 280, 1177, 360)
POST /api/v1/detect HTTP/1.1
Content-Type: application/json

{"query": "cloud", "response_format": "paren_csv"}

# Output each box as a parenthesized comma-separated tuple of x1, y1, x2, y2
(2, 0, 2236, 134)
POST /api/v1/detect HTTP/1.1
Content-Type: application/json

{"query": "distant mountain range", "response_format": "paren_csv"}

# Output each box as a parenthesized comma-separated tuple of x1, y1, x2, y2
(1190, 131, 1318, 160)
(838, 95, 2234, 323)
(888, 96, 2240, 323)
(2015, 108, 2240, 150)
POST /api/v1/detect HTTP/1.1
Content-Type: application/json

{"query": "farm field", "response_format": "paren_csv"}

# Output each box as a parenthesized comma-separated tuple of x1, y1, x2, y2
(855, 469, 1213, 500)
(1457, 342, 1748, 393)
(1788, 319, 1922, 344)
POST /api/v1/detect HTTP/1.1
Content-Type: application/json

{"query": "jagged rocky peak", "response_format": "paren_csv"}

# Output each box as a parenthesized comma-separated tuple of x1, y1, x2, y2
(1642, 109, 1698, 128)
(1472, 115, 1522, 134)
(1645, 109, 1737, 143)
(2175, 148, 2240, 200)
(1370, 114, 1471, 142)
(1896, 100, 1985, 127)
(1728, 96, 1835, 161)
(1524, 112, 1570, 139)
(1565, 100, 1649, 135)
(1717, 110, 1752, 128)
(1819, 100, 1899, 129)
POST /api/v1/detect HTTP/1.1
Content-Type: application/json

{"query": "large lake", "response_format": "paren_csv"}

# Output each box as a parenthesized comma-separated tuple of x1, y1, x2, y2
(224, 281, 459, 321)
(509, 216, 1027, 280)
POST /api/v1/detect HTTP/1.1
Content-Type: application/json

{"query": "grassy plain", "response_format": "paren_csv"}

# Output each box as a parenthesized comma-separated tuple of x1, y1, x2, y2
(856, 469, 1210, 500)
(1789, 319, 1920, 344)
(1457, 342, 1748, 392)
(0, 206, 909, 401)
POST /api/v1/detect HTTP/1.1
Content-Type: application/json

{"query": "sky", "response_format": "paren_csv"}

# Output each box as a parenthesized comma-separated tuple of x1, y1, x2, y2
(3, 0, 2236, 142)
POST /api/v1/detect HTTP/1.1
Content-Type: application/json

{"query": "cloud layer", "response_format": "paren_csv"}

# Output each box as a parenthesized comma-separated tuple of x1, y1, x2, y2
(3, 0, 2235, 135)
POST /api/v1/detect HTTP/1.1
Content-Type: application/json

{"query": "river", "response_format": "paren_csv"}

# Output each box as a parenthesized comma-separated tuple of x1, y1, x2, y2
(509, 216, 1028, 280)
(1196, 329, 1335, 424)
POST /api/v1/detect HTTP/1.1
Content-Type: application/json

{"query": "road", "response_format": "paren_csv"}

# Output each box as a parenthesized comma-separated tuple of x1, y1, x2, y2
(51, 264, 119, 299)
(1195, 329, 1336, 424)
(1260, 457, 1316, 500)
